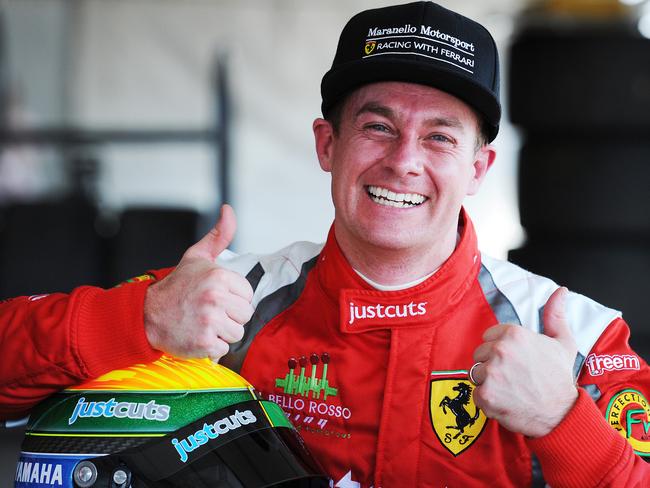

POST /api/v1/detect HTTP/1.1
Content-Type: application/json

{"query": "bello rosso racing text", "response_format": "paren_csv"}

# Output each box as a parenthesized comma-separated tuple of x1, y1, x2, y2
(268, 393, 352, 420)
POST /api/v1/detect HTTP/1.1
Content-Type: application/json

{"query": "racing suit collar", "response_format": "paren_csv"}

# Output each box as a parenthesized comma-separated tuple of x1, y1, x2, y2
(316, 208, 481, 333)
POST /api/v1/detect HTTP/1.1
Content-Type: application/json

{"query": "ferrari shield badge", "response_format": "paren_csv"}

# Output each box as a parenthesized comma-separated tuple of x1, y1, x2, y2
(430, 371, 487, 456)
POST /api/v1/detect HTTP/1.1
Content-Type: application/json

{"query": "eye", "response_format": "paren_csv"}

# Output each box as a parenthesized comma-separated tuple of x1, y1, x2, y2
(365, 123, 391, 133)
(428, 133, 455, 144)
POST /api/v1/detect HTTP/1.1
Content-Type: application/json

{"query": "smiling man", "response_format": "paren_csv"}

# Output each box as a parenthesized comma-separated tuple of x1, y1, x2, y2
(313, 82, 495, 285)
(2, 2, 649, 487)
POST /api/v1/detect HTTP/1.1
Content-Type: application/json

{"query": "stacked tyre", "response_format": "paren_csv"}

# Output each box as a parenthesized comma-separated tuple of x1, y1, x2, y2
(508, 21, 650, 360)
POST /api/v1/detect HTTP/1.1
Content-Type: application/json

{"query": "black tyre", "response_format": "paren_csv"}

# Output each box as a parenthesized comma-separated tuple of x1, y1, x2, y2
(509, 25, 650, 130)
(518, 137, 650, 235)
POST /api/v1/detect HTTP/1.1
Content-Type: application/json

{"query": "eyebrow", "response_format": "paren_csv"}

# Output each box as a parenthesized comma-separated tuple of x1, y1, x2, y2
(355, 102, 394, 120)
(428, 116, 464, 130)
(354, 101, 465, 131)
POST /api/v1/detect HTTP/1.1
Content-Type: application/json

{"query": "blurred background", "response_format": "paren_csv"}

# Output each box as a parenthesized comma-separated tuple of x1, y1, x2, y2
(1, 0, 650, 483)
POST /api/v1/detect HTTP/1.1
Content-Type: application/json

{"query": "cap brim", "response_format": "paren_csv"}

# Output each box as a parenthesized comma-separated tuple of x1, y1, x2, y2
(321, 57, 500, 141)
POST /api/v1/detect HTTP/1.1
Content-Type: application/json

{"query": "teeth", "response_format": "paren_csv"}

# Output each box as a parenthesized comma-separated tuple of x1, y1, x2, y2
(366, 186, 427, 208)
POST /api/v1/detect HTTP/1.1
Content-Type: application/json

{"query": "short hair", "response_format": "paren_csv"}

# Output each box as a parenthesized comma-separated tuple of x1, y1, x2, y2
(323, 97, 347, 136)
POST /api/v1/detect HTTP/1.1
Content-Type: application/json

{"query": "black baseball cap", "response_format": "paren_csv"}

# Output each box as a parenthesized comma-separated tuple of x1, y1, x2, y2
(321, 1, 501, 141)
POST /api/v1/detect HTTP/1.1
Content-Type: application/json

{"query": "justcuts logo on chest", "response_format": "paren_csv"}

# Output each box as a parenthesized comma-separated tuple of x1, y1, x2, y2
(348, 300, 427, 325)
(340, 290, 430, 331)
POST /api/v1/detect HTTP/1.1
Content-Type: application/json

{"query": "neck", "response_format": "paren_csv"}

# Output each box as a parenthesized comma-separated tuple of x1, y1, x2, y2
(334, 223, 458, 286)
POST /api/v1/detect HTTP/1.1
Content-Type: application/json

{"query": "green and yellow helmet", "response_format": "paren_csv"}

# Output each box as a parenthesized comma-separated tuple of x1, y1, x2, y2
(16, 356, 327, 488)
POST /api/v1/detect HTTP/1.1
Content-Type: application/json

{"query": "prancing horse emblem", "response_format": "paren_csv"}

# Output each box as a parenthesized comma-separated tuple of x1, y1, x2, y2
(439, 382, 480, 439)
(430, 374, 487, 456)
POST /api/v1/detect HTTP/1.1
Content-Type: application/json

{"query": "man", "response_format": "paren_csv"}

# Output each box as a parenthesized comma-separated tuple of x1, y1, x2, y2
(1, 2, 649, 486)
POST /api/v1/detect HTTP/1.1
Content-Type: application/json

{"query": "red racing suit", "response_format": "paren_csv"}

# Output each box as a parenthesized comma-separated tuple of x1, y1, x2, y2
(1, 211, 649, 486)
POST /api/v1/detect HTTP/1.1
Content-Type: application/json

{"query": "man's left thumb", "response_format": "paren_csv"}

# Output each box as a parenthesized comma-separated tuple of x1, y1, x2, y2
(543, 287, 575, 348)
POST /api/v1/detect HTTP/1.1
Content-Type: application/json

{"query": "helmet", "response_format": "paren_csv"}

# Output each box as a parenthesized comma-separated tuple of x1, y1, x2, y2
(15, 356, 328, 487)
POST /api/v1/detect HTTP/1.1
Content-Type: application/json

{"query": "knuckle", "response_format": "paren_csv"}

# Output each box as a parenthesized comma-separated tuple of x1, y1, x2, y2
(243, 281, 254, 301)
(243, 305, 255, 323)
(196, 311, 214, 328)
(483, 362, 498, 381)
(206, 268, 230, 287)
(197, 329, 215, 347)
(197, 288, 219, 306)
(234, 324, 245, 342)
(207, 267, 226, 280)
(477, 386, 496, 409)
(502, 326, 520, 340)
(212, 340, 230, 359)
(226, 324, 245, 343)
(491, 341, 509, 359)
(215, 325, 234, 343)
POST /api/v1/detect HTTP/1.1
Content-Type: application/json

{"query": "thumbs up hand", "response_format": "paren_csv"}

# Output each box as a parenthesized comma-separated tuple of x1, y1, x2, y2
(471, 287, 579, 437)
(143, 204, 254, 362)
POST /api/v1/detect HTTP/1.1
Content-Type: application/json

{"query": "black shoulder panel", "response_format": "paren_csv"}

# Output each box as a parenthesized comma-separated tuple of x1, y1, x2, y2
(245, 262, 265, 293)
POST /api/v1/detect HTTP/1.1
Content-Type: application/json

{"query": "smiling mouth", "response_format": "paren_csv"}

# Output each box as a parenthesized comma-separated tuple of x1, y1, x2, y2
(366, 185, 428, 208)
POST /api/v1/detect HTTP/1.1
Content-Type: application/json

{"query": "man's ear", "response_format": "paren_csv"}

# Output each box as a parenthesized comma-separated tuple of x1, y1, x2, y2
(313, 118, 335, 172)
(466, 144, 496, 196)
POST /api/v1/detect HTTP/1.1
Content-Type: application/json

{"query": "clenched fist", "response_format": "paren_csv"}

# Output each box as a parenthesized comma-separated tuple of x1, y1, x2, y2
(470, 287, 579, 438)
(143, 204, 254, 362)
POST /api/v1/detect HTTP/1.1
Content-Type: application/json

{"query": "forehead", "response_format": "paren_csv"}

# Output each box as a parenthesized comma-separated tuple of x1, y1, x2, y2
(343, 81, 479, 128)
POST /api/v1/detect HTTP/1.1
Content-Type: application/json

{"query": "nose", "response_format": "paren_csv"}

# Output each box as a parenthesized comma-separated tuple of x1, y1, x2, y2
(384, 133, 425, 177)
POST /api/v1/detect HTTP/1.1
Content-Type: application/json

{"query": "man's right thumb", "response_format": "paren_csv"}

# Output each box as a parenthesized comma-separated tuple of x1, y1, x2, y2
(542, 287, 575, 349)
(184, 204, 236, 261)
